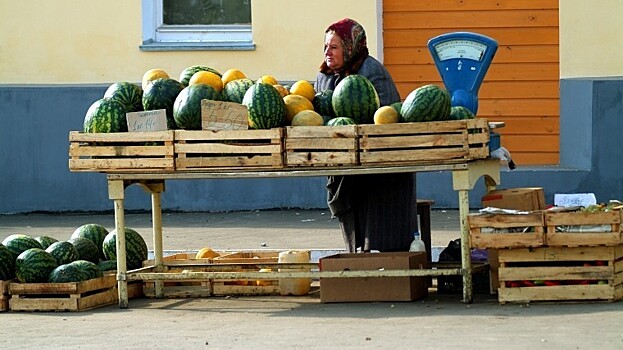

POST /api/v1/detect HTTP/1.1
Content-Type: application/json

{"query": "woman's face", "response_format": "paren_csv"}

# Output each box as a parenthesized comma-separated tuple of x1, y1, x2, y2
(324, 32, 344, 70)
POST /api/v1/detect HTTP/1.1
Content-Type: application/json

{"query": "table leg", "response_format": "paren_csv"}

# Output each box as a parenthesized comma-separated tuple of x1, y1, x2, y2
(108, 180, 128, 309)
(457, 189, 473, 304)
(151, 189, 164, 298)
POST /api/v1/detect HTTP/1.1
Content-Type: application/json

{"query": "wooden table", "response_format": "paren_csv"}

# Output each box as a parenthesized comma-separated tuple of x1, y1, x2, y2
(107, 159, 500, 308)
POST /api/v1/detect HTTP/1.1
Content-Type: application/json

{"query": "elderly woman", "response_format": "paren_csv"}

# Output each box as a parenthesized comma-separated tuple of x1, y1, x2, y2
(315, 18, 418, 253)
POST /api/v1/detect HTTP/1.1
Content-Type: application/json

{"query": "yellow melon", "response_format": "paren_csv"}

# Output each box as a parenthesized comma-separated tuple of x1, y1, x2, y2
(283, 94, 314, 123)
(256, 268, 273, 286)
(273, 84, 290, 98)
(221, 68, 247, 87)
(291, 110, 325, 126)
(142, 68, 169, 89)
(189, 71, 224, 92)
(195, 247, 220, 259)
(257, 75, 279, 85)
(373, 106, 400, 124)
(289, 80, 316, 102)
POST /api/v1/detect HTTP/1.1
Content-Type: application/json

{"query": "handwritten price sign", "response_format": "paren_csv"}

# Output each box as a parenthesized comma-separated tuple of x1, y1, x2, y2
(201, 100, 249, 130)
(126, 109, 167, 132)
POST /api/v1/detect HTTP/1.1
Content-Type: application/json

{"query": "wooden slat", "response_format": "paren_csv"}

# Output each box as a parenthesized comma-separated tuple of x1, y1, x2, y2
(384, 0, 559, 12)
(396, 81, 560, 100)
(389, 62, 559, 82)
(384, 27, 560, 47)
(385, 9, 559, 29)
(385, 45, 559, 65)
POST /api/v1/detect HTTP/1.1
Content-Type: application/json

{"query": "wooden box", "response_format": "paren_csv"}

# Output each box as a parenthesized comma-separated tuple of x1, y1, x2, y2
(545, 210, 623, 247)
(211, 251, 281, 296)
(9, 275, 142, 312)
(497, 245, 623, 303)
(1, 280, 9, 312)
(468, 212, 545, 249)
(142, 253, 215, 298)
(174, 129, 283, 170)
(284, 126, 358, 167)
(358, 119, 489, 165)
(68, 131, 175, 172)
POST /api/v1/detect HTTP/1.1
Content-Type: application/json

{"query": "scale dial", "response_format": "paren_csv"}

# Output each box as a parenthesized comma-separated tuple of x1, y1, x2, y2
(433, 39, 487, 61)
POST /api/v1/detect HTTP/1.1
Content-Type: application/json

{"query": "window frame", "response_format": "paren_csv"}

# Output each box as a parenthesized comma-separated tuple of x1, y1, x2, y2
(140, 0, 254, 51)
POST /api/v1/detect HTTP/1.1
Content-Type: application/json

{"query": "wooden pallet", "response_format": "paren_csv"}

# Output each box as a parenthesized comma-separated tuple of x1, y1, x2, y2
(468, 212, 545, 249)
(212, 251, 281, 295)
(8, 275, 142, 311)
(545, 210, 622, 247)
(284, 125, 358, 167)
(497, 245, 623, 304)
(1, 280, 9, 312)
(174, 129, 283, 170)
(358, 119, 489, 165)
(68, 131, 175, 172)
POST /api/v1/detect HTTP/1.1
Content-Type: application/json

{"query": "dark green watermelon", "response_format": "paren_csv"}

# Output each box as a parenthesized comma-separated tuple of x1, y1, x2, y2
(222, 78, 254, 104)
(326, 117, 357, 126)
(173, 84, 222, 130)
(69, 260, 103, 280)
(104, 81, 143, 112)
(390, 101, 403, 118)
(48, 263, 85, 283)
(142, 78, 185, 129)
(401, 84, 451, 123)
(97, 259, 117, 272)
(15, 248, 58, 283)
(103, 228, 148, 270)
(83, 98, 128, 133)
(242, 82, 286, 129)
(68, 237, 100, 264)
(2, 234, 43, 262)
(179, 65, 222, 87)
(34, 236, 59, 250)
(70, 224, 109, 260)
(449, 105, 476, 120)
(332, 75, 380, 124)
(313, 89, 334, 117)
(45, 241, 79, 265)
(0, 243, 15, 280)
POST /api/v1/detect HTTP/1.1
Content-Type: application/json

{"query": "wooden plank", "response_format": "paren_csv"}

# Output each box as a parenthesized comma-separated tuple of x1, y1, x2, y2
(468, 213, 545, 249)
(385, 9, 559, 29)
(498, 246, 618, 263)
(396, 81, 560, 100)
(545, 211, 622, 246)
(175, 129, 282, 141)
(384, 27, 559, 47)
(388, 63, 559, 83)
(498, 284, 615, 303)
(69, 131, 174, 142)
(499, 266, 613, 281)
(384, 0, 559, 12)
(284, 126, 359, 167)
(285, 138, 357, 150)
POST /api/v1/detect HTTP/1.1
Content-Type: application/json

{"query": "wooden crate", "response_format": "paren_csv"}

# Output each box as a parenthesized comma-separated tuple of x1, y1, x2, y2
(497, 245, 623, 304)
(284, 125, 358, 167)
(142, 253, 215, 298)
(68, 131, 175, 172)
(174, 129, 283, 170)
(211, 251, 281, 295)
(468, 212, 545, 249)
(8, 275, 142, 312)
(1, 280, 10, 312)
(358, 119, 489, 165)
(545, 210, 623, 247)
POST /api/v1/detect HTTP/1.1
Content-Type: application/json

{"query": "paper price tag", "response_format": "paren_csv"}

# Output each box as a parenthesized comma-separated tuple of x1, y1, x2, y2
(201, 100, 249, 130)
(126, 109, 167, 132)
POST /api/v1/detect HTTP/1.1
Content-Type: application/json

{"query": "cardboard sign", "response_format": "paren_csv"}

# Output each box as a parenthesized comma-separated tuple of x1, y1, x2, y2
(126, 109, 167, 132)
(554, 193, 597, 208)
(201, 100, 249, 130)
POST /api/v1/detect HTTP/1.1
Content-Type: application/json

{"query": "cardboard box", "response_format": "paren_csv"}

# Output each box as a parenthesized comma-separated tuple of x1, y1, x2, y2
(319, 252, 428, 303)
(481, 187, 546, 211)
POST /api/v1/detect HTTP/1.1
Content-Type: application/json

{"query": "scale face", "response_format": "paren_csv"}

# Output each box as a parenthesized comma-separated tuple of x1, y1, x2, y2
(428, 32, 498, 114)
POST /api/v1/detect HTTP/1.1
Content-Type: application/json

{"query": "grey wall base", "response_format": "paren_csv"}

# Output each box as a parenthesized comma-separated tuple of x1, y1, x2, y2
(1, 78, 621, 214)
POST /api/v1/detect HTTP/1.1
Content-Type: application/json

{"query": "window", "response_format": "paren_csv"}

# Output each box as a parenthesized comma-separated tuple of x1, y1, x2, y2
(141, 0, 254, 51)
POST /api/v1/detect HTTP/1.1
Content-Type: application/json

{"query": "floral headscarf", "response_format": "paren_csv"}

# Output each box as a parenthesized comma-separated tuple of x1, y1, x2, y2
(320, 18, 370, 75)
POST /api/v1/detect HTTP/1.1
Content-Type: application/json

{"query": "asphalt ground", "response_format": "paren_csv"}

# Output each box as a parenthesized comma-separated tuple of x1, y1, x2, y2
(1, 209, 622, 349)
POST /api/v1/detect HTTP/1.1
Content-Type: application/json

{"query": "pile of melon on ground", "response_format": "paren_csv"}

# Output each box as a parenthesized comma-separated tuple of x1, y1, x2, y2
(0, 225, 147, 284)
(83, 65, 475, 134)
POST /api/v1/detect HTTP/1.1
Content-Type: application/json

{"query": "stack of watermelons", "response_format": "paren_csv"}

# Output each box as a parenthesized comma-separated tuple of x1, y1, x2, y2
(0, 224, 148, 284)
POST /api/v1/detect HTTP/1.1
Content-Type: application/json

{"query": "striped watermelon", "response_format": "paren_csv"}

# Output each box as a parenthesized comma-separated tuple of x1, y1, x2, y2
(242, 82, 286, 129)
(98, 259, 117, 272)
(449, 106, 476, 120)
(15, 248, 58, 283)
(400, 84, 451, 122)
(34, 236, 59, 250)
(313, 90, 335, 117)
(222, 78, 254, 104)
(390, 101, 403, 118)
(331, 75, 380, 124)
(2, 234, 43, 262)
(68, 237, 101, 264)
(179, 65, 222, 87)
(45, 241, 79, 265)
(104, 81, 143, 112)
(83, 98, 128, 133)
(71, 224, 109, 260)
(173, 84, 222, 130)
(142, 78, 185, 129)
(70, 260, 103, 280)
(48, 263, 85, 283)
(0, 243, 15, 280)
(326, 117, 357, 126)
(102, 228, 148, 270)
